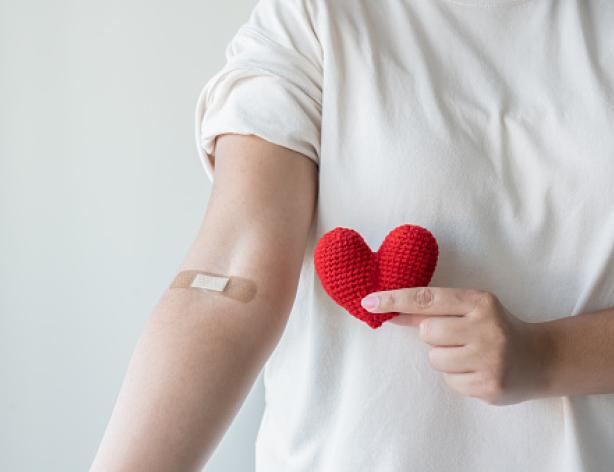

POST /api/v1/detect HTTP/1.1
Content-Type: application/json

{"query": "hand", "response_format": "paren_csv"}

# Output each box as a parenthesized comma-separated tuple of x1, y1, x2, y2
(360, 287, 548, 406)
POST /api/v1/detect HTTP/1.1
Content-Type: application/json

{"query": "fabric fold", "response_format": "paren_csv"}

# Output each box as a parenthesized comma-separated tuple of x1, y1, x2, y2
(194, 6, 323, 183)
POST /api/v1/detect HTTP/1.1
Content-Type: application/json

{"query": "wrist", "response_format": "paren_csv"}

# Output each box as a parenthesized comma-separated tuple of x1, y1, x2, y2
(526, 320, 557, 399)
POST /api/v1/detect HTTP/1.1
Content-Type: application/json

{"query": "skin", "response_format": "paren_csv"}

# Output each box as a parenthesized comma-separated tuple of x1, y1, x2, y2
(361, 287, 614, 406)
(89, 133, 318, 471)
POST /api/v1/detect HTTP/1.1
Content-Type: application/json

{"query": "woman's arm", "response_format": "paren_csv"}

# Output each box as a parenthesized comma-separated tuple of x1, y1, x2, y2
(362, 287, 614, 405)
(90, 133, 318, 471)
(533, 307, 614, 397)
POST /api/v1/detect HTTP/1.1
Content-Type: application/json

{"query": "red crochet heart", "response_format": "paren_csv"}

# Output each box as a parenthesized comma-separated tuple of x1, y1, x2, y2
(314, 224, 439, 329)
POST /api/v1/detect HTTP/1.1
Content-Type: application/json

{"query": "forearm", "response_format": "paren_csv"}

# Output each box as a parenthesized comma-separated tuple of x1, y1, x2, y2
(88, 133, 316, 470)
(90, 286, 289, 472)
(533, 306, 614, 398)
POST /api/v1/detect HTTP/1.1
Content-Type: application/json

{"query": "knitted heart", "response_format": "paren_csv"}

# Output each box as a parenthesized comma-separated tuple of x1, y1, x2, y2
(314, 224, 439, 329)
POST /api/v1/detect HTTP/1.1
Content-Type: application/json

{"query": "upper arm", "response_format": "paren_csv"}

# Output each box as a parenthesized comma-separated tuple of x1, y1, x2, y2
(178, 133, 318, 316)
(181, 0, 322, 316)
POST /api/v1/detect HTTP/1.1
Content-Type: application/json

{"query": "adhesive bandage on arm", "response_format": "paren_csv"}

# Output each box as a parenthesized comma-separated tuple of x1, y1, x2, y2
(169, 270, 257, 303)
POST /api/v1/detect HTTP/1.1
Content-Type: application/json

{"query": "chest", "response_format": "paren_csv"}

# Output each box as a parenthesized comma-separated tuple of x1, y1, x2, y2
(318, 2, 614, 229)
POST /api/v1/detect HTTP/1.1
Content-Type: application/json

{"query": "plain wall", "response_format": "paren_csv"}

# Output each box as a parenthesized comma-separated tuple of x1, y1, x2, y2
(0, 0, 264, 470)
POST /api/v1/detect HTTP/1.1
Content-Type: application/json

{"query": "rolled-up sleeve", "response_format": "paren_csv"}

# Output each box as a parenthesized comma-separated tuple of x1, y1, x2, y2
(194, 0, 323, 183)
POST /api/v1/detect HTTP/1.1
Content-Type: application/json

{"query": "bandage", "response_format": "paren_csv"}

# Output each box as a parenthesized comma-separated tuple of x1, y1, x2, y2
(169, 269, 257, 303)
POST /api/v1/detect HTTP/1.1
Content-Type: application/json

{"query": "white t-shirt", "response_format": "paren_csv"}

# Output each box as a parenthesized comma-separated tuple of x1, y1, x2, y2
(194, 0, 614, 470)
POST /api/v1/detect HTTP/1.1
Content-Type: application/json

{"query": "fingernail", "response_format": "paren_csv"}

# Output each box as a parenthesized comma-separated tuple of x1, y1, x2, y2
(361, 294, 379, 310)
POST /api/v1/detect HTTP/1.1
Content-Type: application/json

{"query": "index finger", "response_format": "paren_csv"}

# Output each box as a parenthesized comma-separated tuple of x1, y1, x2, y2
(360, 286, 480, 316)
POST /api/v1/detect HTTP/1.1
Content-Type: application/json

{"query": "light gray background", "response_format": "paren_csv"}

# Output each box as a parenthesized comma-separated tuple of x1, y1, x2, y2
(0, 1, 264, 470)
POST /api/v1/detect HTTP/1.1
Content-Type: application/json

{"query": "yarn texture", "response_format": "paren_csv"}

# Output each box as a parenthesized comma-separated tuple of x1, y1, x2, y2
(314, 224, 439, 329)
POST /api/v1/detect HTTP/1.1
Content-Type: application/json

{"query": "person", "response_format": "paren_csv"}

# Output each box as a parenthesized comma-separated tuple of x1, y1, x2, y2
(90, 0, 614, 470)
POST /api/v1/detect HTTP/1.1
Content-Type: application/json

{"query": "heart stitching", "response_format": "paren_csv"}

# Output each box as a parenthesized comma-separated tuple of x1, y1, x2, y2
(314, 224, 439, 329)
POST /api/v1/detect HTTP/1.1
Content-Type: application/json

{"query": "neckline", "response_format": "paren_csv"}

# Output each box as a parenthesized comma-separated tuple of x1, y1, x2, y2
(443, 0, 533, 6)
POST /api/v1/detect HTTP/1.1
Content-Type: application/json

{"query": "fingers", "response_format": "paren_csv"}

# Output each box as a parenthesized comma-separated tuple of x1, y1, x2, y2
(418, 316, 471, 346)
(441, 372, 483, 396)
(428, 346, 476, 373)
(361, 287, 482, 317)
(388, 313, 432, 327)
(389, 314, 471, 347)
(441, 371, 504, 404)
